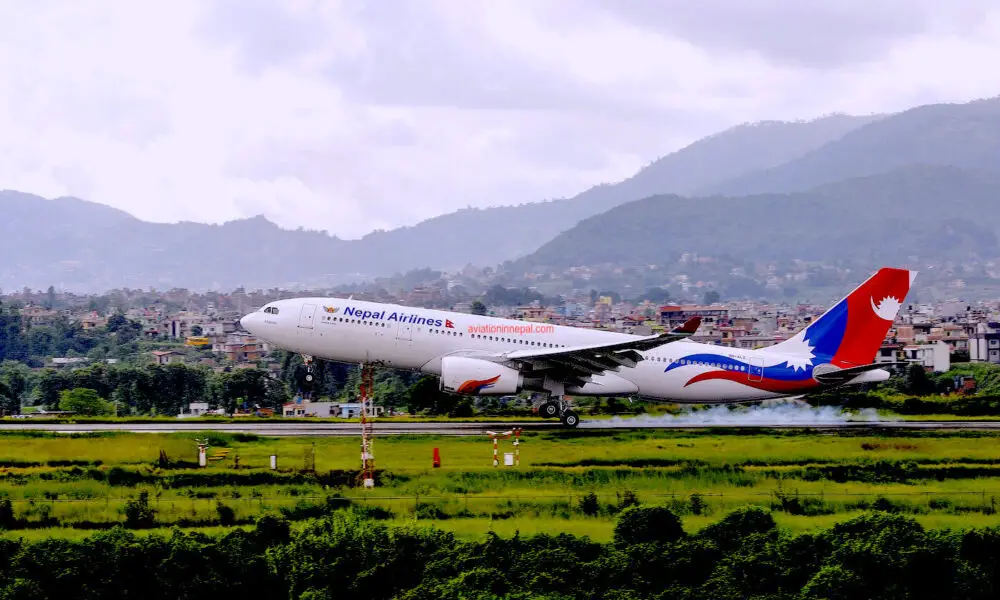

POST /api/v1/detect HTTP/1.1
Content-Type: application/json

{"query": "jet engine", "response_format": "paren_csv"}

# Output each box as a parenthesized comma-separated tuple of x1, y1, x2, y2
(440, 356, 523, 395)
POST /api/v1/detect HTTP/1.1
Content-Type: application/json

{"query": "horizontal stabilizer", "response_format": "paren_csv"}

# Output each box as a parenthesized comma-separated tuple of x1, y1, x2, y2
(813, 362, 903, 386)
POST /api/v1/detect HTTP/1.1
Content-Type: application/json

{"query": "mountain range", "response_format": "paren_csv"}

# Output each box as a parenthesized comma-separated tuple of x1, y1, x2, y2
(514, 165, 1000, 270)
(2, 95, 999, 293)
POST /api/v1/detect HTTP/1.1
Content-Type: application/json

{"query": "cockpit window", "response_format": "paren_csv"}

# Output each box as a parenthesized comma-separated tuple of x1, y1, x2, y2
(263, 306, 279, 315)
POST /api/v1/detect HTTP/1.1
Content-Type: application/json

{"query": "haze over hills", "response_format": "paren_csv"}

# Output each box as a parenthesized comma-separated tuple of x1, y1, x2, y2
(0, 113, 877, 292)
(703, 96, 1000, 195)
(513, 165, 1000, 271)
(336, 112, 880, 272)
(3, 95, 1000, 293)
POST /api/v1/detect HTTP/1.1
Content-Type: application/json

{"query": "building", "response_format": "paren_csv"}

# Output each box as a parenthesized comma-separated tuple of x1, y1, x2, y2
(49, 357, 89, 368)
(151, 350, 183, 365)
(178, 402, 210, 417)
(213, 333, 263, 363)
(659, 305, 728, 329)
(970, 322, 1000, 364)
(20, 306, 60, 327)
(77, 311, 107, 330)
(282, 400, 384, 418)
(902, 341, 951, 372)
(875, 344, 902, 365)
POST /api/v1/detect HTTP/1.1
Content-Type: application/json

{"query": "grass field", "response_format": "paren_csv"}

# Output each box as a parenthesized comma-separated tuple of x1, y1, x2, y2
(4, 427, 1000, 540)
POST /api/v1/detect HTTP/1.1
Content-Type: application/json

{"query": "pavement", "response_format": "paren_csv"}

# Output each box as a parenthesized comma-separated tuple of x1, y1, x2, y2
(3, 419, 1000, 436)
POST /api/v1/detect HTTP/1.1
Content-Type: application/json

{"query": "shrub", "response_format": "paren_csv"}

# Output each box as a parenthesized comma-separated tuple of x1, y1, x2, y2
(618, 489, 640, 511)
(216, 502, 236, 526)
(123, 491, 156, 529)
(578, 492, 600, 516)
(254, 513, 291, 545)
(613, 505, 685, 546)
(0, 498, 15, 529)
(689, 493, 707, 515)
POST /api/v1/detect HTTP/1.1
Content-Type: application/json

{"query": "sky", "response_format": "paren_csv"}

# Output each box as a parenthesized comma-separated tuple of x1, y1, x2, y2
(1, 0, 999, 240)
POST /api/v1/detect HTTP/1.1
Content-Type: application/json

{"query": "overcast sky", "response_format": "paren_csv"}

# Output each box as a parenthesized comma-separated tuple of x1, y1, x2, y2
(2, 1, 999, 239)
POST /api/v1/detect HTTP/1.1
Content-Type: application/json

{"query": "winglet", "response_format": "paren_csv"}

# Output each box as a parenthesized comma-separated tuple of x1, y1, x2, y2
(672, 316, 701, 335)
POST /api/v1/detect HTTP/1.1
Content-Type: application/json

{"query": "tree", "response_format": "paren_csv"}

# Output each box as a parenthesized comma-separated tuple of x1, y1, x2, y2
(632, 287, 670, 304)
(407, 375, 457, 415)
(58, 387, 114, 416)
(190, 325, 203, 336)
(123, 491, 156, 528)
(470, 300, 487, 316)
(0, 304, 27, 363)
(614, 506, 684, 545)
(0, 362, 28, 415)
(0, 380, 13, 416)
(702, 290, 721, 305)
(903, 363, 936, 396)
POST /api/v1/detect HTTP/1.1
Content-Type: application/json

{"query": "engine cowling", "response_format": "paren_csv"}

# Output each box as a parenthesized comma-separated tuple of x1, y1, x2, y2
(440, 356, 523, 395)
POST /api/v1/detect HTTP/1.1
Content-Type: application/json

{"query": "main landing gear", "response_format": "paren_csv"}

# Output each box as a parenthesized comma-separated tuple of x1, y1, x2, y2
(537, 396, 579, 428)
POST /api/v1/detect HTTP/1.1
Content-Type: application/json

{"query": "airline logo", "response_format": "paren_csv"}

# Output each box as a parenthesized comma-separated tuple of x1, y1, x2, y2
(457, 375, 500, 394)
(323, 306, 338, 313)
(340, 306, 450, 328)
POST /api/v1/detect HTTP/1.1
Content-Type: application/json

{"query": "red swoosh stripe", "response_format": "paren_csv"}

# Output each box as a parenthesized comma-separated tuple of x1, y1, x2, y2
(457, 375, 500, 394)
(684, 370, 818, 393)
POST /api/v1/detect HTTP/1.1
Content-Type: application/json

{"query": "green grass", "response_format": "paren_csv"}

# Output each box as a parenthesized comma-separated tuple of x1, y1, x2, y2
(6, 428, 1000, 536)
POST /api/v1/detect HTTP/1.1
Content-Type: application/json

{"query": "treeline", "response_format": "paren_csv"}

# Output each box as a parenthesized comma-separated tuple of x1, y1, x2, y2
(25, 362, 288, 416)
(0, 359, 527, 417)
(1, 507, 999, 599)
(0, 304, 144, 366)
(809, 362, 1000, 416)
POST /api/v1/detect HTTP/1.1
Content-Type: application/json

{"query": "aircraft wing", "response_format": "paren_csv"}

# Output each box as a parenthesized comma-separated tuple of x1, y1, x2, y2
(496, 317, 701, 386)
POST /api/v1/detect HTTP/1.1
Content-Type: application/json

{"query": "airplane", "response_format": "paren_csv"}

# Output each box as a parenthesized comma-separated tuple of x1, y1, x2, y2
(239, 267, 915, 427)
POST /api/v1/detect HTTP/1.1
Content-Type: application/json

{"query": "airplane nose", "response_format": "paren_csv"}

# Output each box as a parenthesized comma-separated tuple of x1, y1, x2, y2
(240, 313, 255, 331)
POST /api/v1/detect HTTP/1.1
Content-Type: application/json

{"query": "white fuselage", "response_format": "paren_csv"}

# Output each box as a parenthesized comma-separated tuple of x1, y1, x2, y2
(240, 297, 879, 404)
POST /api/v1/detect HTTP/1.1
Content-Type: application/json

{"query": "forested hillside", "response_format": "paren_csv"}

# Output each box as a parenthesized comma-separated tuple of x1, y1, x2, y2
(515, 165, 1000, 270)
(705, 96, 1000, 195)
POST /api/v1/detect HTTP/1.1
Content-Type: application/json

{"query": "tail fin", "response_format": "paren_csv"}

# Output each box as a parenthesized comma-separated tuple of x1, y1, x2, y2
(765, 267, 916, 368)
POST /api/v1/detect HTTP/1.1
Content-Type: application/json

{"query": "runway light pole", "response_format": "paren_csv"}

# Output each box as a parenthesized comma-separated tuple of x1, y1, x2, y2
(485, 428, 522, 467)
(194, 438, 209, 468)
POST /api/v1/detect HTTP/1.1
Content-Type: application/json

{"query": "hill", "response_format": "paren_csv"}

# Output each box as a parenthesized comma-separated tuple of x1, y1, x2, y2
(0, 114, 876, 291)
(704, 96, 1000, 195)
(0, 191, 352, 292)
(349, 113, 878, 272)
(512, 165, 1000, 272)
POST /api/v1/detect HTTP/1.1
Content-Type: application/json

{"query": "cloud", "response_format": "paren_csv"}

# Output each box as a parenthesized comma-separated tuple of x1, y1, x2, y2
(1, 0, 999, 239)
(592, 0, 992, 69)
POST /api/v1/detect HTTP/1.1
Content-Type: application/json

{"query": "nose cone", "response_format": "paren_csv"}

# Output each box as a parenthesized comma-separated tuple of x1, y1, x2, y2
(240, 312, 258, 332)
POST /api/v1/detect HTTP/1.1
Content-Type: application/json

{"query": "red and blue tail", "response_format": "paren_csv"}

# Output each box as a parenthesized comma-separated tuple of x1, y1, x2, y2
(770, 267, 916, 368)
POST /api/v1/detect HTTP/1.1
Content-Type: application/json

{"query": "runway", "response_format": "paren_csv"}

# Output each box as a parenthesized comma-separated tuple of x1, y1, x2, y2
(3, 419, 1000, 436)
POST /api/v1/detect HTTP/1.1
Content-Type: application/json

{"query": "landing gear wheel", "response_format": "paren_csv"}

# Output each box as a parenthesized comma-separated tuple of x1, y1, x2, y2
(560, 410, 579, 428)
(539, 402, 559, 418)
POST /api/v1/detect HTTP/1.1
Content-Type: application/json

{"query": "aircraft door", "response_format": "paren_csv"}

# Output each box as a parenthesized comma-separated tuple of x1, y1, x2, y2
(748, 357, 764, 382)
(298, 303, 317, 329)
(396, 321, 413, 341)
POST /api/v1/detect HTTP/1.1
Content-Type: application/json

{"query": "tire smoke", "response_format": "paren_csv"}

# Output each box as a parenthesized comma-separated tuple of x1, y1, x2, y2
(580, 401, 893, 427)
